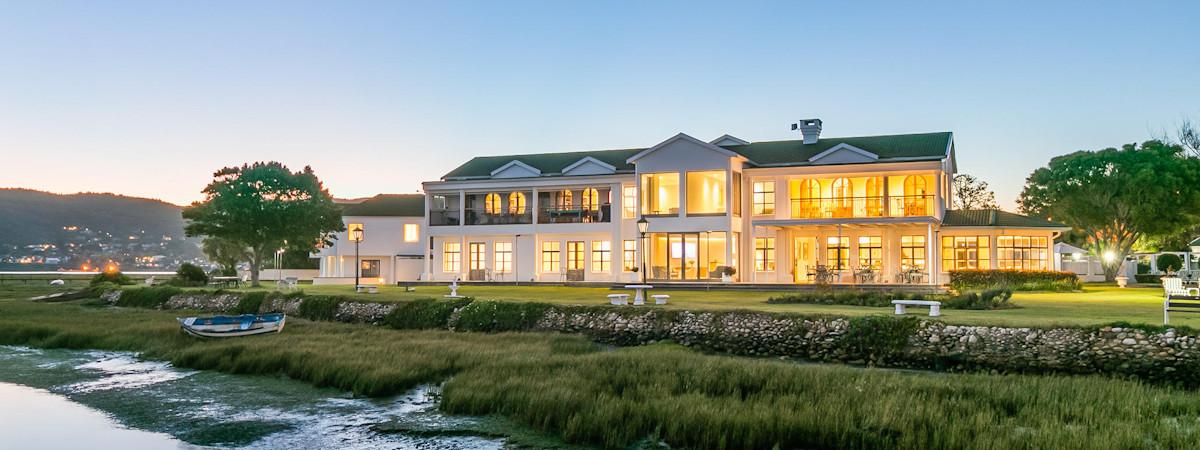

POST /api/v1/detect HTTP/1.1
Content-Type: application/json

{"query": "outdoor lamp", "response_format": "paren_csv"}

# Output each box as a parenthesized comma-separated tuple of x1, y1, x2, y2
(636, 217, 649, 284)
(637, 217, 649, 235)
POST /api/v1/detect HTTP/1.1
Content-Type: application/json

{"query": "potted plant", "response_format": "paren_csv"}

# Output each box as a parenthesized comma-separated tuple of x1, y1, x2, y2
(719, 266, 736, 283)
(1115, 275, 1129, 288)
(629, 266, 640, 283)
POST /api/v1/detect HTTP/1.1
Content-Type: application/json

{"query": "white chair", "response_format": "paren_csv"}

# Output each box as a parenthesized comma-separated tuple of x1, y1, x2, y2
(1163, 277, 1199, 298)
(607, 294, 629, 305)
(652, 294, 670, 305)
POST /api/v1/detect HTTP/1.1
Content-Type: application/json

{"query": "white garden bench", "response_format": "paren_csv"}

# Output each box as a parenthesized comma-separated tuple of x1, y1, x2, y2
(652, 294, 670, 305)
(891, 299, 942, 317)
(356, 284, 379, 294)
(607, 294, 629, 305)
(1163, 278, 1200, 324)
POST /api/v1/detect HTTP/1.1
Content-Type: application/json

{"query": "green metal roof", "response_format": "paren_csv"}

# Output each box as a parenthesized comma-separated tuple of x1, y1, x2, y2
(725, 132, 953, 166)
(338, 194, 424, 217)
(942, 209, 1068, 228)
(440, 132, 953, 180)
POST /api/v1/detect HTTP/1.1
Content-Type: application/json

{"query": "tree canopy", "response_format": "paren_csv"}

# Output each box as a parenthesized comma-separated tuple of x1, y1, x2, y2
(183, 162, 344, 286)
(1018, 140, 1200, 279)
(952, 174, 998, 210)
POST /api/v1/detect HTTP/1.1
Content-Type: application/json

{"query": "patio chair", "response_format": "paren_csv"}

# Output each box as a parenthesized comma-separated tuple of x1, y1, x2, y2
(1163, 277, 1199, 298)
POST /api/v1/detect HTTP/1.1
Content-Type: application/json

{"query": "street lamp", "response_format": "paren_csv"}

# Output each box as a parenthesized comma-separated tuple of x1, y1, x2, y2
(349, 224, 365, 287)
(637, 217, 649, 284)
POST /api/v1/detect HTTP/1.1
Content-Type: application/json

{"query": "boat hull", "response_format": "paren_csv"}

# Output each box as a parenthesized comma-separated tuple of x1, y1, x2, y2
(178, 314, 286, 338)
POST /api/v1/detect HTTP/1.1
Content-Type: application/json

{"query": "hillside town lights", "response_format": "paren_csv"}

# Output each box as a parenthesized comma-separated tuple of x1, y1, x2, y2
(637, 217, 649, 284)
(350, 224, 365, 287)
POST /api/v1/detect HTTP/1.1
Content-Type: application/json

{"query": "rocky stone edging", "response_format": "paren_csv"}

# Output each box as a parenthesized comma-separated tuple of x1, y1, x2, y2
(102, 290, 1200, 384)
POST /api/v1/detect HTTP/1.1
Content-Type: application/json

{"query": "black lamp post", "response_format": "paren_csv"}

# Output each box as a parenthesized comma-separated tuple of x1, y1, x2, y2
(637, 217, 649, 284)
(350, 225, 364, 287)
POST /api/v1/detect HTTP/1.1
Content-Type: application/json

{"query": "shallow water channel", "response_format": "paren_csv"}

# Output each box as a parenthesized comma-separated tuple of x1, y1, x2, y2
(0, 345, 507, 449)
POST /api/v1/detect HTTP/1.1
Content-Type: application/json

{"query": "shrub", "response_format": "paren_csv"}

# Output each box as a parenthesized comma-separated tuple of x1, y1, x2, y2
(114, 286, 182, 309)
(841, 315, 920, 364)
(1135, 274, 1164, 284)
(1157, 254, 1184, 273)
(233, 291, 267, 314)
(949, 270, 1079, 292)
(296, 295, 342, 321)
(384, 298, 473, 330)
(943, 288, 1013, 310)
(90, 271, 133, 286)
(171, 263, 209, 287)
(767, 291, 929, 307)
(455, 301, 551, 332)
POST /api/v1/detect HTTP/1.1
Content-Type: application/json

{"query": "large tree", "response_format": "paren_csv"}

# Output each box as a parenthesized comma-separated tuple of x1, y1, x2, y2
(1018, 140, 1200, 280)
(201, 236, 248, 276)
(183, 162, 344, 286)
(952, 174, 999, 210)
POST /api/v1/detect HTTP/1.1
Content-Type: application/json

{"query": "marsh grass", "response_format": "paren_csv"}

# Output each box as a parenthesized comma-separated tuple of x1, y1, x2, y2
(3, 287, 1200, 449)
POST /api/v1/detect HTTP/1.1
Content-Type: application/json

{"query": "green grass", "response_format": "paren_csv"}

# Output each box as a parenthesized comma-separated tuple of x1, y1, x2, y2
(4, 285, 1200, 449)
(209, 283, 1186, 328)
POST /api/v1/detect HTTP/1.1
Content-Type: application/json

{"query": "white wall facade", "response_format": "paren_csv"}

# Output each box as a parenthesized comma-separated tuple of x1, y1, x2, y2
(314, 215, 425, 284)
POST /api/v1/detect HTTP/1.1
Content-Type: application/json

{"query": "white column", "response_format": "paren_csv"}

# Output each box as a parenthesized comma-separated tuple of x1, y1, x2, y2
(458, 190, 466, 227)
(612, 183, 623, 282)
(926, 223, 935, 285)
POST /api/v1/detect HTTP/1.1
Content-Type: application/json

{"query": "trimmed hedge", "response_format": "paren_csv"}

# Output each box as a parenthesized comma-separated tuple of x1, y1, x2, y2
(383, 298, 473, 330)
(296, 295, 343, 321)
(949, 270, 1080, 292)
(766, 288, 1014, 311)
(766, 291, 932, 307)
(455, 301, 552, 332)
(233, 291, 267, 314)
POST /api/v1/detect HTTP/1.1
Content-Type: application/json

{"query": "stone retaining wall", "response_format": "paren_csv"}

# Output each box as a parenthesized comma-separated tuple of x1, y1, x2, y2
(107, 290, 1200, 385)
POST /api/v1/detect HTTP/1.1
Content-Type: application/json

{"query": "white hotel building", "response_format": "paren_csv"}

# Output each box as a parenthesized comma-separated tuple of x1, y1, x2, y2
(412, 120, 1067, 286)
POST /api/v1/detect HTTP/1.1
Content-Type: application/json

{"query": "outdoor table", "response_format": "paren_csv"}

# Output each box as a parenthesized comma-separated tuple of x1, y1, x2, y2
(624, 284, 653, 304)
(210, 276, 240, 288)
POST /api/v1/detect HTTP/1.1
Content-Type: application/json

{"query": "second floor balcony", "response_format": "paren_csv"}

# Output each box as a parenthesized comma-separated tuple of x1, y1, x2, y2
(790, 195, 934, 219)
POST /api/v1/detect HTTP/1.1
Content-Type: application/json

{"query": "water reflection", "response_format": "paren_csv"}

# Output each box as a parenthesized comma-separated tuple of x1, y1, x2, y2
(0, 346, 504, 449)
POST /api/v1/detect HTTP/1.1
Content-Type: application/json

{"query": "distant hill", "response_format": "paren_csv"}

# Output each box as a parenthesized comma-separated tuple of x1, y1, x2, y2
(0, 188, 186, 247)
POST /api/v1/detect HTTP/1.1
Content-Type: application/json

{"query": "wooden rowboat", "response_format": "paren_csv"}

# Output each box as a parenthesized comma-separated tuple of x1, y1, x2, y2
(177, 314, 285, 338)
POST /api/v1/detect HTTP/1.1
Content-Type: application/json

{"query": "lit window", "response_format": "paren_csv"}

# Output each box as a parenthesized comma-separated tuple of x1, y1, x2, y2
(754, 238, 775, 271)
(900, 235, 927, 271)
(442, 242, 461, 272)
(732, 172, 742, 216)
(494, 242, 513, 273)
(641, 172, 680, 215)
(591, 240, 611, 272)
(508, 192, 526, 214)
(942, 236, 991, 271)
(830, 178, 853, 217)
(622, 186, 637, 219)
(826, 236, 849, 270)
(557, 189, 573, 209)
(752, 181, 775, 215)
(623, 240, 637, 271)
(403, 223, 419, 242)
(790, 179, 822, 218)
(686, 170, 726, 214)
(997, 236, 1048, 270)
(541, 241, 560, 272)
(484, 193, 502, 214)
(566, 241, 585, 270)
(858, 236, 882, 269)
(468, 242, 485, 271)
(582, 188, 600, 211)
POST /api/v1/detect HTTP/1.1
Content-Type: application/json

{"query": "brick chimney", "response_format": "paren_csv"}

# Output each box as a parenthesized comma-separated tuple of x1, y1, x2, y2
(792, 119, 822, 144)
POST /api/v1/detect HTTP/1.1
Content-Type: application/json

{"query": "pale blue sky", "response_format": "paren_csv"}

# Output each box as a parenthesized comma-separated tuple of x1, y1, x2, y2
(2, 1, 1197, 207)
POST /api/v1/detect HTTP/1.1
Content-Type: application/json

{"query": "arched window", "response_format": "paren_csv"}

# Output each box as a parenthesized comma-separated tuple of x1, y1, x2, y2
(903, 176, 929, 216)
(903, 175, 928, 196)
(581, 188, 599, 211)
(507, 192, 526, 214)
(798, 179, 820, 199)
(830, 178, 853, 218)
(557, 189, 573, 209)
(484, 193, 502, 214)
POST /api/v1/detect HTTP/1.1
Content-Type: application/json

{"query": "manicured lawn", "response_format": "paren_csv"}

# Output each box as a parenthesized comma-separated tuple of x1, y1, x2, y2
(214, 283, 1184, 328)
